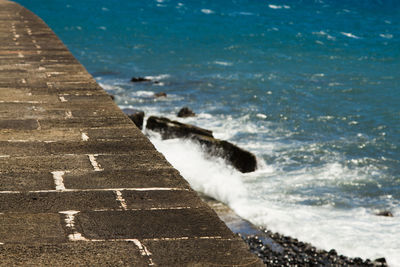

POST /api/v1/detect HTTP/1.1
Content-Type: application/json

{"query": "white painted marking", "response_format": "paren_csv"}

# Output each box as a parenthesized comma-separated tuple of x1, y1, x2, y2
(0, 187, 188, 194)
(48, 71, 66, 75)
(51, 171, 67, 191)
(59, 96, 67, 102)
(59, 211, 88, 241)
(90, 206, 192, 212)
(149, 206, 191, 211)
(0, 155, 10, 158)
(21, 78, 26, 84)
(114, 190, 128, 210)
(143, 236, 223, 242)
(88, 154, 103, 171)
(6, 140, 29, 143)
(65, 110, 73, 119)
(81, 132, 89, 141)
(132, 239, 154, 265)
(0, 242, 4, 245)
(0, 100, 41, 104)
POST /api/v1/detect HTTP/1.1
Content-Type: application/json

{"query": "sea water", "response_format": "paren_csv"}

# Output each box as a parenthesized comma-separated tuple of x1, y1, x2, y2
(15, 0, 400, 264)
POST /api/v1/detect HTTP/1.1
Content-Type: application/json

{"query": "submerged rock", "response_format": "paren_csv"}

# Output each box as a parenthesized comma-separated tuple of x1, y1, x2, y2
(122, 108, 145, 130)
(374, 257, 387, 265)
(154, 92, 167, 98)
(131, 77, 151, 82)
(376, 210, 393, 217)
(146, 116, 257, 173)
(177, 107, 196, 117)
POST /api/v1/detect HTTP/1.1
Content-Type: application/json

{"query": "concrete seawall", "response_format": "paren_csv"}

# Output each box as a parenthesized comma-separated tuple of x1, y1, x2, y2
(0, 1, 263, 266)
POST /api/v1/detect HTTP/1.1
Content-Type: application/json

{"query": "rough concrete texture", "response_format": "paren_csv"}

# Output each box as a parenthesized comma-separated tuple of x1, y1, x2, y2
(0, 0, 263, 266)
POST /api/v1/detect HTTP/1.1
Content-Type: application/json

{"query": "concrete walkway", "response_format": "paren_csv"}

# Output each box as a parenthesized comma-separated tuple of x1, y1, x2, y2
(0, 1, 263, 266)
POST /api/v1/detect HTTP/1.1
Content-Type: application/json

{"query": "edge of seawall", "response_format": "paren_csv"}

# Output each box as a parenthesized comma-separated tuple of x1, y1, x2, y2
(0, 1, 263, 265)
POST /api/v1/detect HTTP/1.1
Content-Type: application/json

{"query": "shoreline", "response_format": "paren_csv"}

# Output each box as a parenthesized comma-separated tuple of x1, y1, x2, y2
(119, 86, 391, 266)
(199, 193, 388, 266)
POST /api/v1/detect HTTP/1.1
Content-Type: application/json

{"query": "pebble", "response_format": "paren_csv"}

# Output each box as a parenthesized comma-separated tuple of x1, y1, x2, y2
(240, 229, 389, 266)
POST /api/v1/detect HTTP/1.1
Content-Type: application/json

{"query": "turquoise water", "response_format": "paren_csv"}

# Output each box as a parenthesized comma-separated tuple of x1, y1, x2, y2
(16, 0, 400, 264)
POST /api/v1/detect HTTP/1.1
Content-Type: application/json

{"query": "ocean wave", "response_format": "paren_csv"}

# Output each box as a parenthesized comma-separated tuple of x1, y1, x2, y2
(268, 4, 290, 9)
(340, 32, 361, 39)
(201, 9, 214, 14)
(213, 61, 233, 66)
(144, 74, 170, 80)
(379, 33, 393, 39)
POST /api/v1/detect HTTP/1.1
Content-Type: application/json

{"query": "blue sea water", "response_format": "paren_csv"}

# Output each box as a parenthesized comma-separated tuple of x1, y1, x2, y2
(15, 0, 400, 264)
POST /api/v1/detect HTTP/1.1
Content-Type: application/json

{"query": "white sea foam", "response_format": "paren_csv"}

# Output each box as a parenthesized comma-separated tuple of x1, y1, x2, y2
(268, 4, 290, 9)
(144, 74, 170, 80)
(98, 82, 124, 93)
(146, 121, 400, 266)
(149, 135, 246, 204)
(312, 31, 336, 41)
(214, 61, 233, 66)
(341, 32, 360, 39)
(379, 33, 393, 39)
(133, 90, 155, 97)
(201, 9, 214, 14)
(256, 113, 267, 119)
(239, 12, 254, 16)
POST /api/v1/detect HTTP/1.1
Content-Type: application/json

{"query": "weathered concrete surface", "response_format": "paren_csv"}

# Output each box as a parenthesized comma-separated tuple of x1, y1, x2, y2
(0, 0, 263, 266)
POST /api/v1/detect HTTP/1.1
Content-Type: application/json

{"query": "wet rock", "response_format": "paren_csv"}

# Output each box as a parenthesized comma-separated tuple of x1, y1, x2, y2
(376, 210, 393, 217)
(154, 92, 167, 98)
(131, 77, 151, 82)
(122, 108, 145, 130)
(192, 133, 257, 173)
(146, 116, 212, 139)
(177, 107, 196, 118)
(374, 257, 387, 266)
(241, 229, 376, 267)
(146, 116, 257, 173)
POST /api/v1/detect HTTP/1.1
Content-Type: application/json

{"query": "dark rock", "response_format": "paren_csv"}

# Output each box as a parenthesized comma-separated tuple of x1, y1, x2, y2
(376, 210, 393, 217)
(328, 249, 337, 256)
(131, 77, 151, 82)
(146, 116, 257, 173)
(122, 108, 145, 130)
(154, 92, 167, 98)
(241, 229, 377, 267)
(146, 116, 213, 139)
(177, 107, 196, 118)
(374, 257, 387, 264)
(109, 94, 115, 101)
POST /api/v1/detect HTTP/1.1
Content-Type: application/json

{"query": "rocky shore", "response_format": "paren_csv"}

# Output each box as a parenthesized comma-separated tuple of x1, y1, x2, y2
(242, 232, 387, 266)
(200, 194, 388, 267)
(121, 79, 390, 266)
